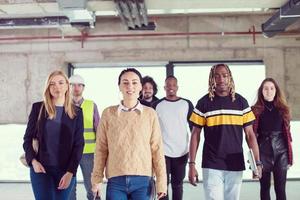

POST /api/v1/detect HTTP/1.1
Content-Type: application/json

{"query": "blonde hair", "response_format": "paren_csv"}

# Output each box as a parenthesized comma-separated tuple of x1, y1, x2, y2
(42, 70, 76, 120)
(208, 64, 236, 101)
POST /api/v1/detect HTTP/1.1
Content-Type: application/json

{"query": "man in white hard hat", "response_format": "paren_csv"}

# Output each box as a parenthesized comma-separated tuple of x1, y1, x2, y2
(69, 74, 100, 200)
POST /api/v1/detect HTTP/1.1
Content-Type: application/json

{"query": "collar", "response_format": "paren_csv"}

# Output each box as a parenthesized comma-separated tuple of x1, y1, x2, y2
(73, 97, 84, 106)
(117, 101, 143, 115)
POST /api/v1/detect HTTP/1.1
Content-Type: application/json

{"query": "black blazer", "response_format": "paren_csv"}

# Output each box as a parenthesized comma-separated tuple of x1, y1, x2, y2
(23, 101, 84, 175)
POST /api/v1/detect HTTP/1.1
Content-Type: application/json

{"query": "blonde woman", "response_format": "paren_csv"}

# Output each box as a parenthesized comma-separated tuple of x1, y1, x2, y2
(91, 68, 167, 200)
(23, 70, 84, 200)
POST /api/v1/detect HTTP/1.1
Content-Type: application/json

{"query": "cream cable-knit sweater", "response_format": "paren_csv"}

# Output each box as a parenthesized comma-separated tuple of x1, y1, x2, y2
(91, 105, 167, 193)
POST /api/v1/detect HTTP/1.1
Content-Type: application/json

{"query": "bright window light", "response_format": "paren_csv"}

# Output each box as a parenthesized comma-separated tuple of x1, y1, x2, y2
(2, 63, 299, 181)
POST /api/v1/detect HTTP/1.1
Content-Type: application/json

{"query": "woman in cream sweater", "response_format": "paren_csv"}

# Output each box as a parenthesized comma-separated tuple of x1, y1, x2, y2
(91, 68, 167, 200)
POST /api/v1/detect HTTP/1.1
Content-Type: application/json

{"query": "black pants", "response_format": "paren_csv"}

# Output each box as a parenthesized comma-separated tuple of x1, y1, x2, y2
(259, 131, 288, 200)
(161, 154, 188, 200)
(260, 169, 287, 200)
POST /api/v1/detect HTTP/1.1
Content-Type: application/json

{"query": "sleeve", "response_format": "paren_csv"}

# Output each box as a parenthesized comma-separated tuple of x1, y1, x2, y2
(150, 111, 167, 194)
(251, 106, 259, 135)
(91, 109, 109, 185)
(152, 98, 162, 110)
(285, 120, 292, 142)
(23, 102, 40, 166)
(186, 99, 194, 131)
(93, 102, 100, 132)
(67, 108, 84, 174)
(189, 98, 206, 128)
(241, 97, 256, 127)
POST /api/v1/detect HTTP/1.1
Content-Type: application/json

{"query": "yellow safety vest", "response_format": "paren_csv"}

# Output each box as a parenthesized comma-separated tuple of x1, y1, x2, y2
(81, 100, 96, 154)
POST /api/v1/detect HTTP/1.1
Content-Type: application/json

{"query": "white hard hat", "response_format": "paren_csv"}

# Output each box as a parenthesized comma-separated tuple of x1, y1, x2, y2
(69, 74, 85, 85)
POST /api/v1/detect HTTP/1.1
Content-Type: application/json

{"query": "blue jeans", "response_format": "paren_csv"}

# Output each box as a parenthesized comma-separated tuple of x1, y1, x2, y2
(30, 166, 76, 200)
(106, 175, 152, 200)
(202, 168, 243, 200)
(69, 153, 99, 200)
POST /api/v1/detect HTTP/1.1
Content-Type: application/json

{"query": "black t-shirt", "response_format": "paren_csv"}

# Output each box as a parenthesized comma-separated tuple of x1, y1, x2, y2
(189, 93, 255, 171)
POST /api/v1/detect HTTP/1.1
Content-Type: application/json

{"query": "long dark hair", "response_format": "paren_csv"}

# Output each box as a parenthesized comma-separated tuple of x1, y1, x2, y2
(253, 77, 291, 121)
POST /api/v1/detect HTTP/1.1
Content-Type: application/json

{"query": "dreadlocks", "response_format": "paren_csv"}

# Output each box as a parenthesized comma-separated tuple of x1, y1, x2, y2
(208, 63, 236, 101)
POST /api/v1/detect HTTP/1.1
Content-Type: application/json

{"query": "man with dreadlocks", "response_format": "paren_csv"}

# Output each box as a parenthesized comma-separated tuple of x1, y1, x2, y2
(188, 64, 262, 200)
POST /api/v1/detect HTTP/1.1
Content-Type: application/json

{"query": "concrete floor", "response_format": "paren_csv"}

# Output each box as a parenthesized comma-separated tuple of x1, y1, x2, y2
(1, 180, 299, 200)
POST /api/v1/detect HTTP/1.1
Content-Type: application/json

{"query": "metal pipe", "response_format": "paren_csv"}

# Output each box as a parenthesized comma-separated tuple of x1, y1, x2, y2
(138, 1, 148, 26)
(129, 0, 142, 27)
(0, 30, 299, 41)
(119, 1, 135, 28)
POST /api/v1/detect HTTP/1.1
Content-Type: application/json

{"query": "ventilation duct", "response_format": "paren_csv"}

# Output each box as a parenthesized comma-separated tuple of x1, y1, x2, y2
(262, 0, 300, 38)
(0, 16, 70, 29)
(57, 0, 95, 28)
(0, 0, 94, 29)
(114, 0, 155, 30)
(57, 0, 87, 9)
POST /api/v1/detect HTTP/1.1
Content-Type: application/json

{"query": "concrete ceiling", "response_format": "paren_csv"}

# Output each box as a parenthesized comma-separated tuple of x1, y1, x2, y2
(0, 0, 287, 18)
(0, 0, 293, 35)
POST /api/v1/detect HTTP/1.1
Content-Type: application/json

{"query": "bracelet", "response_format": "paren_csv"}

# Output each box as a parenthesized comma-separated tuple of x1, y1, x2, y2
(256, 161, 263, 167)
(188, 161, 196, 165)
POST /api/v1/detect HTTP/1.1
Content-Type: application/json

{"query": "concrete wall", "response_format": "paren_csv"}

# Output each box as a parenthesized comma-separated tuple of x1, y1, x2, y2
(0, 14, 300, 123)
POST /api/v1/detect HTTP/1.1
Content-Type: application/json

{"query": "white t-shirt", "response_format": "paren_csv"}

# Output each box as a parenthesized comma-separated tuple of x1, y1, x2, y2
(154, 98, 194, 158)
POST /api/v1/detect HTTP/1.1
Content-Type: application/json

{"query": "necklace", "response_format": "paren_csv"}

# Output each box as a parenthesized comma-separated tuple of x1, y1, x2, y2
(265, 104, 274, 111)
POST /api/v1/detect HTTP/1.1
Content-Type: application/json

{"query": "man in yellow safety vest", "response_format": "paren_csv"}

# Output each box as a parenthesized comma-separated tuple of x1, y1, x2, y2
(69, 74, 100, 200)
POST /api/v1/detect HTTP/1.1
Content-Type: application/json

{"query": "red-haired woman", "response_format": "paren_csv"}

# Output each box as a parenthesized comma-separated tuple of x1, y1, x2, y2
(252, 78, 293, 200)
